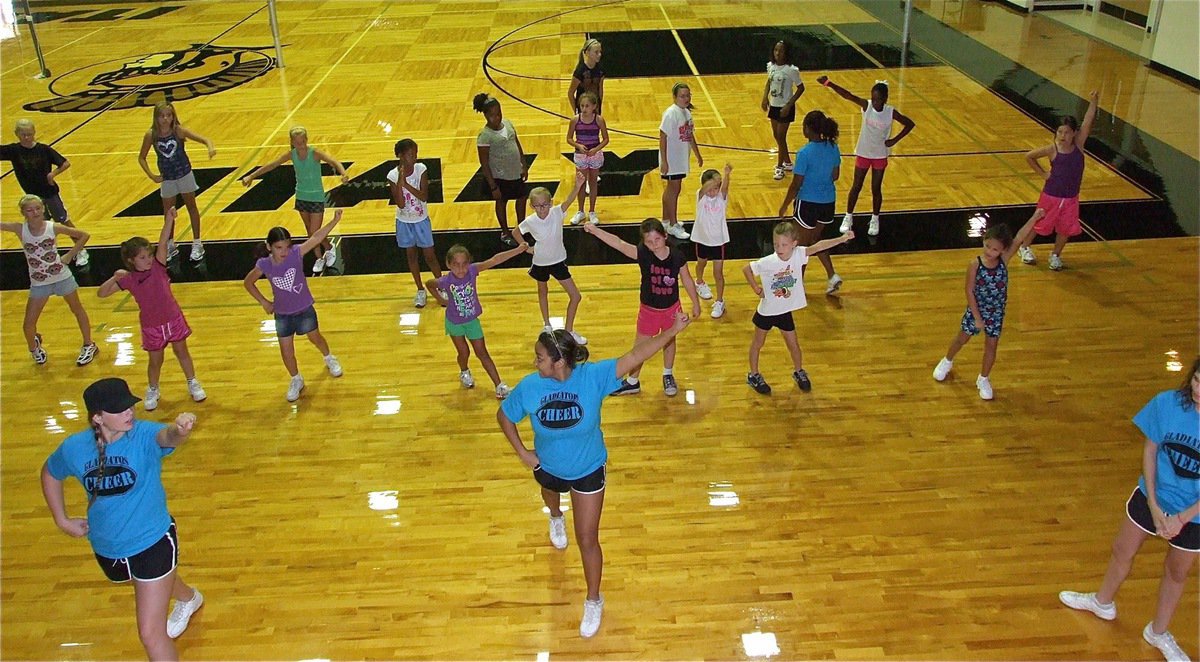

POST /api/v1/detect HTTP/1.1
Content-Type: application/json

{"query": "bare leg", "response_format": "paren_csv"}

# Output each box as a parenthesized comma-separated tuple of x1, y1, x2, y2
(1052, 231, 1070, 257)
(470, 337, 503, 386)
(22, 295, 50, 350)
(781, 329, 804, 371)
(133, 571, 179, 661)
(170, 339, 197, 380)
(421, 247, 443, 279)
(845, 167, 868, 214)
(587, 169, 599, 213)
(748, 327, 769, 374)
(661, 336, 676, 371)
(570, 488, 605, 601)
(1150, 546, 1197, 634)
(451, 335, 471, 371)
(147, 349, 166, 387)
(306, 329, 331, 355)
(494, 199, 509, 232)
(406, 247, 423, 289)
(695, 257, 708, 285)
(278, 336, 299, 377)
(515, 196, 528, 224)
(662, 178, 682, 226)
(63, 290, 93, 344)
(981, 336, 999, 378)
(773, 120, 790, 167)
(561, 278, 583, 333)
(713, 260, 726, 300)
(180, 192, 202, 240)
(944, 330, 972, 361)
(870, 168, 885, 215)
(537, 281, 551, 326)
(1095, 517, 1150, 604)
(541, 487, 562, 517)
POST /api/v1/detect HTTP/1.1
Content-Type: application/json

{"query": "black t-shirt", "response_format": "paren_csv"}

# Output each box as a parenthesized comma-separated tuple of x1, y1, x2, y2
(572, 61, 605, 112)
(0, 143, 65, 197)
(638, 243, 687, 309)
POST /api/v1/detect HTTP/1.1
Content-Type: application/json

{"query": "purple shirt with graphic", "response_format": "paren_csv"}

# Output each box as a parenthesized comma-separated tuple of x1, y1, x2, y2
(256, 246, 314, 315)
(438, 264, 483, 324)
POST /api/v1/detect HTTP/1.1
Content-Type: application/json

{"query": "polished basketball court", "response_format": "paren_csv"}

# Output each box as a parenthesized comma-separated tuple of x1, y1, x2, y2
(1, 1, 1197, 659)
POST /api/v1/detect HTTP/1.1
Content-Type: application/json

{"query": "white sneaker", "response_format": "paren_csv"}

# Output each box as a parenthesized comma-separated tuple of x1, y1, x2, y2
(460, 370, 475, 388)
(569, 330, 587, 346)
(976, 375, 994, 400)
(542, 323, 554, 335)
(1019, 245, 1036, 265)
(495, 382, 510, 399)
(711, 300, 725, 319)
(286, 375, 304, 402)
(166, 240, 179, 261)
(548, 514, 568, 549)
(773, 164, 786, 180)
(75, 248, 90, 267)
(186, 378, 207, 402)
(324, 246, 337, 266)
(1058, 591, 1116, 621)
(580, 596, 604, 638)
(324, 354, 343, 377)
(933, 358, 953, 382)
(189, 241, 204, 261)
(1143, 622, 1191, 662)
(312, 258, 325, 274)
(1049, 253, 1064, 271)
(166, 588, 203, 639)
(868, 215, 880, 236)
(144, 385, 161, 411)
(414, 289, 428, 308)
(570, 211, 586, 226)
(696, 282, 713, 300)
(825, 274, 843, 295)
(588, 211, 600, 225)
(838, 213, 853, 234)
(665, 222, 690, 240)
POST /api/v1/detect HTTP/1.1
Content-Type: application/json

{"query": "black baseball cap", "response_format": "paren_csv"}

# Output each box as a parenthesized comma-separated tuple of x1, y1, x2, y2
(83, 378, 141, 414)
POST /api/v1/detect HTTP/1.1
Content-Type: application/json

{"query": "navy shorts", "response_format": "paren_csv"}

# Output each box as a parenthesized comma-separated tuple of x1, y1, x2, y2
(1126, 487, 1200, 552)
(795, 200, 835, 230)
(695, 243, 726, 261)
(529, 261, 572, 283)
(95, 520, 179, 583)
(534, 464, 606, 495)
(275, 305, 319, 337)
(753, 311, 796, 332)
(767, 105, 796, 124)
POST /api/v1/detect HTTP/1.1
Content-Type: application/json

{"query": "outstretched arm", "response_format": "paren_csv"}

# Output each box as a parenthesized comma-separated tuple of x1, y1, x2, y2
(557, 171, 586, 213)
(156, 206, 177, 264)
(241, 151, 290, 186)
(816, 76, 868, 111)
(315, 148, 349, 183)
(298, 209, 342, 255)
(1002, 208, 1045, 263)
(614, 311, 692, 377)
(807, 231, 854, 255)
(477, 243, 532, 272)
(580, 222, 638, 260)
(1076, 90, 1099, 147)
(155, 413, 196, 448)
(720, 163, 732, 199)
(97, 270, 129, 298)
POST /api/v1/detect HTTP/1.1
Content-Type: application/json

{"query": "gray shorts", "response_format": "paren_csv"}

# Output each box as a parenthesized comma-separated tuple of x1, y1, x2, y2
(30, 274, 78, 299)
(43, 194, 70, 223)
(160, 171, 198, 199)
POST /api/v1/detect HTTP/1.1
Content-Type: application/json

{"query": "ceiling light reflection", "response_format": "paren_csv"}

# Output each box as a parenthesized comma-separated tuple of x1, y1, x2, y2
(742, 631, 780, 657)
(373, 397, 401, 416)
(1166, 349, 1182, 372)
(966, 212, 988, 238)
(367, 490, 398, 511)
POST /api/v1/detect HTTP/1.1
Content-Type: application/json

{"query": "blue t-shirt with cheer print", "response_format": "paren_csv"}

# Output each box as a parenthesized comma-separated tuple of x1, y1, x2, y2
(1134, 389, 1200, 523)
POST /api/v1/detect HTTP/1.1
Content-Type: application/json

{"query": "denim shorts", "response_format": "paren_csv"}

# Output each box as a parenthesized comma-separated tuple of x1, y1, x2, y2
(396, 217, 434, 249)
(275, 305, 319, 337)
(29, 274, 78, 299)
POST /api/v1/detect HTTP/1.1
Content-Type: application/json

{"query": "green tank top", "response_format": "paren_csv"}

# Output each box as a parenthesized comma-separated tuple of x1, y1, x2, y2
(292, 148, 325, 202)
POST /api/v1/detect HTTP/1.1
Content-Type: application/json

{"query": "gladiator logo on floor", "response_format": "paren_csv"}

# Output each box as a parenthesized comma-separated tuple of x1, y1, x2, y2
(24, 44, 277, 113)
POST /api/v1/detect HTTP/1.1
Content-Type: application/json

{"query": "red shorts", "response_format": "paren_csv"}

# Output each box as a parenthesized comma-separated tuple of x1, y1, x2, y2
(1034, 192, 1082, 237)
(636, 301, 681, 337)
(141, 313, 191, 352)
(854, 156, 888, 170)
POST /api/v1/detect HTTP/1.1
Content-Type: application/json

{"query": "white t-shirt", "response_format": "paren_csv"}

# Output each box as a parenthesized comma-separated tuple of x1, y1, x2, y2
(766, 62, 802, 108)
(386, 163, 428, 223)
(518, 206, 567, 266)
(659, 104, 694, 176)
(691, 192, 729, 247)
(854, 103, 895, 159)
(751, 247, 809, 316)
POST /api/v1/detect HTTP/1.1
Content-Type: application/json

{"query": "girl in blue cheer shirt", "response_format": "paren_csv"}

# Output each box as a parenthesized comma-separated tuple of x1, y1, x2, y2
(497, 311, 692, 639)
(778, 110, 844, 296)
(41, 378, 203, 660)
(1059, 359, 1199, 662)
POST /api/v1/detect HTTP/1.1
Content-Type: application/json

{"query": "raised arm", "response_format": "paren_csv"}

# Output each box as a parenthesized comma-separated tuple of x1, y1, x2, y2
(155, 413, 196, 448)
(41, 463, 87, 538)
(557, 172, 586, 213)
(614, 310, 692, 377)
(885, 110, 916, 147)
(1076, 90, 1099, 147)
(807, 231, 854, 256)
(55, 224, 89, 264)
(156, 206, 177, 263)
(816, 76, 868, 111)
(580, 222, 637, 260)
(315, 148, 349, 183)
(137, 131, 161, 182)
(720, 162, 732, 199)
(299, 208, 342, 255)
(179, 125, 216, 159)
(1002, 208, 1046, 263)
(241, 151, 290, 186)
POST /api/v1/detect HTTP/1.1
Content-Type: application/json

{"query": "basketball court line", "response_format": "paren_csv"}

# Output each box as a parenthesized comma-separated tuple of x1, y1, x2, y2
(825, 24, 886, 70)
(656, 3, 726, 129)
(0, 25, 106, 76)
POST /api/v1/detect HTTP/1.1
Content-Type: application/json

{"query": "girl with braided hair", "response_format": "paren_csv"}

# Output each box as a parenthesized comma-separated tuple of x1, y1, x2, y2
(41, 377, 202, 659)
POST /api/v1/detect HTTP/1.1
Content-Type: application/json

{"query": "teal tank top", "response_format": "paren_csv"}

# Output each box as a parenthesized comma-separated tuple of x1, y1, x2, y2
(292, 148, 325, 202)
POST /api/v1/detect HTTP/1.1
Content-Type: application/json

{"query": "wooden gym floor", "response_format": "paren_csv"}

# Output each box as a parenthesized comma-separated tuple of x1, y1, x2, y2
(1, 0, 1197, 659)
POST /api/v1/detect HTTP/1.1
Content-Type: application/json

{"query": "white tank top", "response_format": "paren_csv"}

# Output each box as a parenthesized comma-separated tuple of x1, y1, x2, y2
(22, 221, 72, 287)
(854, 103, 894, 159)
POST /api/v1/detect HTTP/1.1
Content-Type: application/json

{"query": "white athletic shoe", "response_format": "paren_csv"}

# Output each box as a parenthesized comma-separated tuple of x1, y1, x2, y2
(569, 330, 588, 346)
(460, 370, 475, 389)
(838, 213, 853, 234)
(1019, 245, 1036, 265)
(773, 164, 786, 180)
(825, 274, 843, 295)
(570, 211, 586, 226)
(495, 382, 510, 400)
(976, 375, 994, 400)
(548, 515, 568, 550)
(665, 223, 690, 240)
(710, 300, 725, 319)
(189, 241, 204, 261)
(414, 289, 428, 308)
(580, 596, 604, 638)
(696, 282, 713, 300)
(324, 246, 337, 266)
(187, 378, 207, 402)
(1058, 591, 1116, 621)
(312, 258, 325, 275)
(166, 588, 203, 639)
(324, 354, 343, 378)
(933, 358, 953, 382)
(868, 215, 880, 236)
(588, 211, 600, 225)
(286, 375, 305, 402)
(144, 385, 161, 411)
(75, 248, 90, 267)
(1143, 622, 1191, 662)
(1049, 253, 1065, 271)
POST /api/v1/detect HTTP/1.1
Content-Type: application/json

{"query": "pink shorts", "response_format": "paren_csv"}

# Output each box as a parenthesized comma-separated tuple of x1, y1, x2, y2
(1034, 192, 1082, 237)
(141, 313, 191, 352)
(636, 301, 681, 337)
(573, 150, 604, 170)
(855, 156, 888, 170)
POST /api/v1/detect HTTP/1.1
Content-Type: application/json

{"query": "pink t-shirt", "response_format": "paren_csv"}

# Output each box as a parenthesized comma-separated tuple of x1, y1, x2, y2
(118, 258, 183, 326)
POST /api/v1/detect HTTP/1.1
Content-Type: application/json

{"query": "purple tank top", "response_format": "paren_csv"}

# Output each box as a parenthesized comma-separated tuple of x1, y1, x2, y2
(1042, 146, 1084, 198)
(575, 116, 600, 149)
